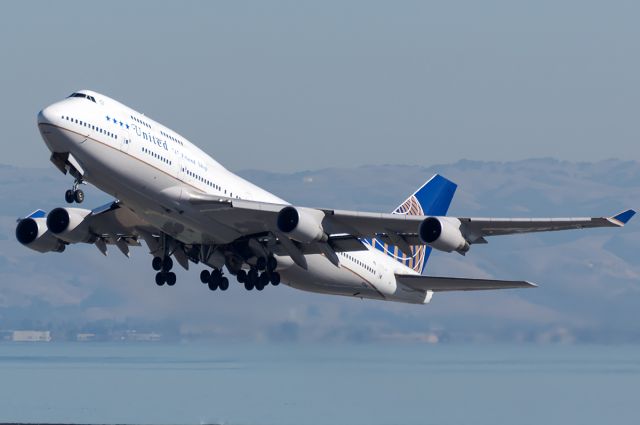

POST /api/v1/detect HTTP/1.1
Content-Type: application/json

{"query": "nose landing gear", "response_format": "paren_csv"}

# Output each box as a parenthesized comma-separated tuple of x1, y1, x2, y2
(65, 179, 85, 204)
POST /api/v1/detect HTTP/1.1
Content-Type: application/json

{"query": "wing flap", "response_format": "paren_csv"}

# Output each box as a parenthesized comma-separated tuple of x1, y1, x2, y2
(396, 274, 537, 292)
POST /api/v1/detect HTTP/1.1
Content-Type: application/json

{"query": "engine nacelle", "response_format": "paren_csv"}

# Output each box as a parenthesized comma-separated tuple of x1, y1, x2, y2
(46, 207, 94, 244)
(419, 216, 469, 254)
(15, 217, 66, 253)
(276, 206, 326, 243)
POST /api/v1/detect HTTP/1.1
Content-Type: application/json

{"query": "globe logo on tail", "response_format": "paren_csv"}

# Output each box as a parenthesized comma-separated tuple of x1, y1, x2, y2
(370, 195, 427, 274)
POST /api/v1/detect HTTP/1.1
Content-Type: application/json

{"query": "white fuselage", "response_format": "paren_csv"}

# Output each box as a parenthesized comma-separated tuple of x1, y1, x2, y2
(37, 90, 430, 304)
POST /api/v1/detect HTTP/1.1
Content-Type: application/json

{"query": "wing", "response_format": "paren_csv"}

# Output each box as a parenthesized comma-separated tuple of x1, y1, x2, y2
(188, 191, 635, 253)
(396, 274, 537, 292)
(54, 201, 152, 257)
(458, 209, 637, 243)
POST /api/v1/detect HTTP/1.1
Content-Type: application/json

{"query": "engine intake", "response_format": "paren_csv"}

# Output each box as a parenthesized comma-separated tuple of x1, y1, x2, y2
(419, 216, 469, 254)
(46, 208, 71, 234)
(15, 217, 65, 253)
(276, 206, 326, 243)
(46, 207, 94, 244)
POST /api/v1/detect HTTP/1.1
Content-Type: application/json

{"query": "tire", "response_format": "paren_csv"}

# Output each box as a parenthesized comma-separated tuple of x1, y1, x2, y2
(237, 270, 247, 283)
(256, 257, 266, 271)
(208, 280, 218, 291)
(267, 256, 277, 272)
(270, 272, 281, 286)
(248, 269, 258, 284)
(162, 256, 173, 272)
(200, 270, 210, 284)
(155, 273, 165, 286)
(211, 268, 222, 280)
(219, 277, 229, 291)
(255, 281, 264, 291)
(259, 272, 270, 286)
(74, 189, 84, 204)
(244, 280, 254, 291)
(65, 190, 75, 204)
(166, 272, 176, 286)
(152, 257, 163, 271)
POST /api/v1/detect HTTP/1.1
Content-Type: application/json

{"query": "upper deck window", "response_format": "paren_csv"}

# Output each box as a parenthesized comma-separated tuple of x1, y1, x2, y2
(68, 93, 97, 103)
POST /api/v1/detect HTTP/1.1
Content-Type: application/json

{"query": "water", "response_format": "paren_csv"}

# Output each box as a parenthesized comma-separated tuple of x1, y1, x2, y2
(0, 343, 638, 425)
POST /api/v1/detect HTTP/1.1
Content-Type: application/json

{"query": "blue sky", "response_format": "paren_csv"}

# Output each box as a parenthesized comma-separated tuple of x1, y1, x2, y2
(1, 1, 639, 171)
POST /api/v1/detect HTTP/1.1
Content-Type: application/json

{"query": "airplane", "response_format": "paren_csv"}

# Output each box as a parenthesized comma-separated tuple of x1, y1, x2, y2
(15, 90, 635, 305)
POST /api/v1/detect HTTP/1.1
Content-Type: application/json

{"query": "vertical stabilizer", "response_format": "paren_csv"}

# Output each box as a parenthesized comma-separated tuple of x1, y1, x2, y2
(369, 174, 457, 274)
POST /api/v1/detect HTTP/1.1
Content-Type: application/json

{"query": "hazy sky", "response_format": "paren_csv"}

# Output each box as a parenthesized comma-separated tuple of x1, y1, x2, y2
(1, 1, 638, 172)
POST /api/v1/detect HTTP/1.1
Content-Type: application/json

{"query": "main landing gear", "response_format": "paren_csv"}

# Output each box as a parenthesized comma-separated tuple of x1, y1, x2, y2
(198, 255, 280, 292)
(199, 268, 229, 291)
(64, 178, 85, 204)
(236, 256, 280, 291)
(152, 255, 177, 286)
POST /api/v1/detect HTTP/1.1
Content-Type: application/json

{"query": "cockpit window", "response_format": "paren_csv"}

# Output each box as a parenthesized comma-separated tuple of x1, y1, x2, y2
(68, 92, 96, 103)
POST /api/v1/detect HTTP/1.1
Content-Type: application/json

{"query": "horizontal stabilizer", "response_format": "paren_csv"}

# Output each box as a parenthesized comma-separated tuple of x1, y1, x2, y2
(396, 274, 537, 292)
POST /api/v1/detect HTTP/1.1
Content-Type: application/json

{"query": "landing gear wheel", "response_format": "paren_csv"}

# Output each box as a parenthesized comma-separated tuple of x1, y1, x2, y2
(152, 257, 163, 271)
(259, 272, 270, 287)
(219, 277, 229, 291)
(248, 269, 258, 284)
(211, 268, 222, 280)
(73, 189, 84, 204)
(255, 281, 265, 291)
(244, 280, 254, 291)
(267, 256, 277, 272)
(208, 271, 220, 291)
(208, 279, 219, 291)
(270, 272, 281, 286)
(166, 272, 176, 286)
(237, 270, 247, 284)
(200, 270, 211, 284)
(65, 190, 75, 204)
(162, 256, 173, 272)
(155, 272, 165, 286)
(256, 257, 267, 271)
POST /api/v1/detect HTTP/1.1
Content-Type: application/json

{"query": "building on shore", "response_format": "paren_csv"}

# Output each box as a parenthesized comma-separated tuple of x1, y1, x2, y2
(10, 330, 52, 342)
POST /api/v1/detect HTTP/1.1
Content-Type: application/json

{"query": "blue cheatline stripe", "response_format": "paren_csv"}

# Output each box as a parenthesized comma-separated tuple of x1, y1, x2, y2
(367, 174, 457, 275)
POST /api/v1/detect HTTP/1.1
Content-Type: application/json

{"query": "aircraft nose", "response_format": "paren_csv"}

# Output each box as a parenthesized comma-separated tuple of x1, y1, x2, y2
(37, 103, 61, 126)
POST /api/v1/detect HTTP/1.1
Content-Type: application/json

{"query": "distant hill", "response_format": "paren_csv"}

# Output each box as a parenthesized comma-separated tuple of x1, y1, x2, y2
(0, 159, 638, 343)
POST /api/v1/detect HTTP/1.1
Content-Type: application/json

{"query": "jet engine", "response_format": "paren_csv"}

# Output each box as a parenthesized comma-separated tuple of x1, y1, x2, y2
(46, 207, 94, 244)
(276, 206, 326, 243)
(419, 216, 469, 254)
(15, 217, 66, 253)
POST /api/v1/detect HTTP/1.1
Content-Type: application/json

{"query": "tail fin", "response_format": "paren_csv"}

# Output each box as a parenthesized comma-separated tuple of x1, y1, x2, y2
(369, 174, 457, 274)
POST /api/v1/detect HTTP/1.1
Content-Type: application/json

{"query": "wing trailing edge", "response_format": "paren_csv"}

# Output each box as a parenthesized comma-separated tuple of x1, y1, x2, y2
(396, 274, 537, 292)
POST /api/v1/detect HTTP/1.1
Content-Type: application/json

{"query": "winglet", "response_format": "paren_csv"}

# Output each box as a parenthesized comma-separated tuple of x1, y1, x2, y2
(611, 209, 636, 226)
(17, 209, 47, 222)
(27, 209, 47, 219)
